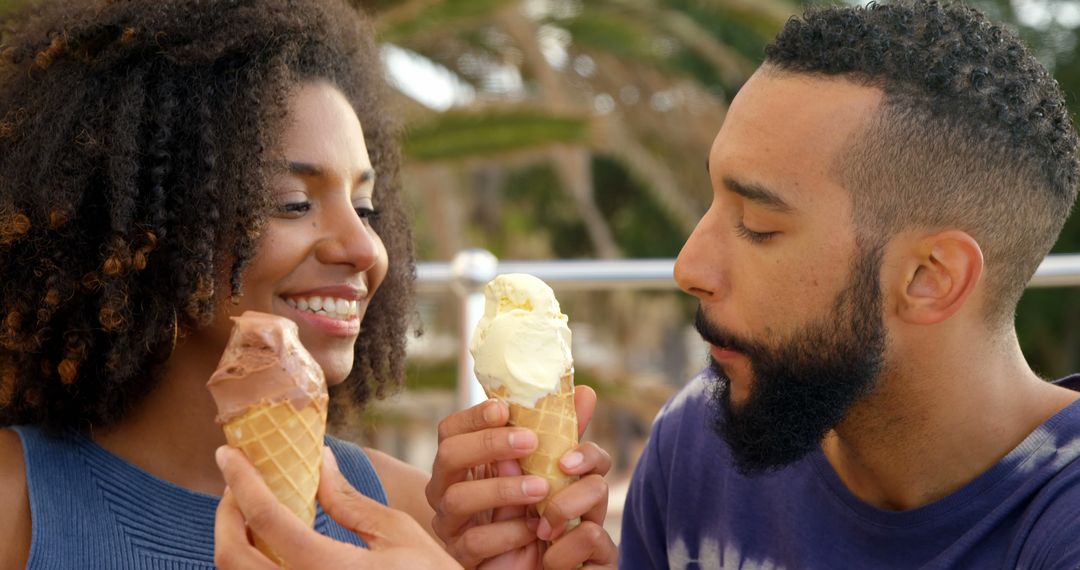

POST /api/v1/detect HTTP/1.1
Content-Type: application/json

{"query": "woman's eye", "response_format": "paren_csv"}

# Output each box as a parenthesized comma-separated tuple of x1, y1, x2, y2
(355, 207, 381, 222)
(277, 201, 312, 218)
(735, 221, 778, 244)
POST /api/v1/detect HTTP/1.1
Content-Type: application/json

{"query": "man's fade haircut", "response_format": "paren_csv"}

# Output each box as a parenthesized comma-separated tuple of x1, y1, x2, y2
(0, 0, 414, 432)
(765, 0, 1079, 324)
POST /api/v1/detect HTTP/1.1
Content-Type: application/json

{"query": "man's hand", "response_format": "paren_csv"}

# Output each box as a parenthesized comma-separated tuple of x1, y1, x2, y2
(426, 385, 618, 569)
(215, 445, 462, 569)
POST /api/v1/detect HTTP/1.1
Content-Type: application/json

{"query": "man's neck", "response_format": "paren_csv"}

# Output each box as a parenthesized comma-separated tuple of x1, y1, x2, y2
(821, 330, 1078, 512)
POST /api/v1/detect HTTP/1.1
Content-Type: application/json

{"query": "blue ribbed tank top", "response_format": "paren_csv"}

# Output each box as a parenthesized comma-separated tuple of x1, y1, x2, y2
(12, 425, 388, 569)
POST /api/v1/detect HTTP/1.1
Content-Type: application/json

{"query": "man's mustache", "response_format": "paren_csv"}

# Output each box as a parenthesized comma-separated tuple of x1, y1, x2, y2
(694, 307, 757, 357)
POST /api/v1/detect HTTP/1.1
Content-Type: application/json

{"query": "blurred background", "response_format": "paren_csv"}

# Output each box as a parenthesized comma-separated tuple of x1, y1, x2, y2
(3, 0, 1079, 541)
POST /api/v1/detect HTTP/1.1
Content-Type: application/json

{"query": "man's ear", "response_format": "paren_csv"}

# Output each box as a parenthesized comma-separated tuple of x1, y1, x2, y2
(895, 230, 984, 325)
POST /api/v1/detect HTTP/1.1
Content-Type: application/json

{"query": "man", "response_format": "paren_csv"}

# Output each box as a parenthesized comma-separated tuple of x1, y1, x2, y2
(428, 0, 1079, 568)
(619, 1, 1080, 568)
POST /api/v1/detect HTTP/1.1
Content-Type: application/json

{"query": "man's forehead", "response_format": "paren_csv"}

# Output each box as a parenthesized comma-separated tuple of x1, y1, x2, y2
(708, 69, 883, 203)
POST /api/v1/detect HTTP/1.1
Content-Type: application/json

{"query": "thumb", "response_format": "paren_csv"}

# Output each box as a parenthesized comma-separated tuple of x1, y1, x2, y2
(574, 385, 597, 439)
(318, 447, 409, 549)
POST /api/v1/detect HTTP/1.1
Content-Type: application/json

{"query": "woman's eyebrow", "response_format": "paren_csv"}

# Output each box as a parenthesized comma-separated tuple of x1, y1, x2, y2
(288, 161, 323, 176)
(289, 162, 375, 187)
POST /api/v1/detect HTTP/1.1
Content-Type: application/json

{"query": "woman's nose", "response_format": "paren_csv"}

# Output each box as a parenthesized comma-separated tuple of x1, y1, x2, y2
(315, 202, 381, 272)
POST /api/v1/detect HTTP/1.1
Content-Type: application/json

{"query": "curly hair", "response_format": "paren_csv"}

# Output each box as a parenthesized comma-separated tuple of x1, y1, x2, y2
(0, 0, 414, 431)
(765, 0, 1080, 323)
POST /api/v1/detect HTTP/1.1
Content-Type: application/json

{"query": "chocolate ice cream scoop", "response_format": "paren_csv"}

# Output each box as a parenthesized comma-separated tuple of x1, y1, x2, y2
(206, 311, 326, 424)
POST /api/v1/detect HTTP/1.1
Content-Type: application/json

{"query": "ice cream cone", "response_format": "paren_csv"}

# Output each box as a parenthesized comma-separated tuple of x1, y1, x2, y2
(208, 311, 329, 568)
(222, 396, 328, 564)
(488, 372, 578, 515)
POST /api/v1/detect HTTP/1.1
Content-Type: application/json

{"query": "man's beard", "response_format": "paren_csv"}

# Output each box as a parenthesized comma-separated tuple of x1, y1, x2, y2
(700, 244, 888, 475)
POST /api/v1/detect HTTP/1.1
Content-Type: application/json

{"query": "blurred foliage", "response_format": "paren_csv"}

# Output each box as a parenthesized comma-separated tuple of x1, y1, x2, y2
(404, 110, 589, 160)
(1, 0, 1076, 377)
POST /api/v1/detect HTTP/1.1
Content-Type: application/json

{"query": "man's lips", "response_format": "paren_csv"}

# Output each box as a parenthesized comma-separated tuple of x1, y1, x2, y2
(710, 344, 744, 362)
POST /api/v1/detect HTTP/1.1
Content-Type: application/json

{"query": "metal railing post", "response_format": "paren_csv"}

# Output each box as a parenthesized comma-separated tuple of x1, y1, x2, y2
(449, 249, 499, 410)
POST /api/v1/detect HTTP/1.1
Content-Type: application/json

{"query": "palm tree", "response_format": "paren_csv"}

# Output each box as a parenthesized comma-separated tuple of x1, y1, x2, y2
(361, 0, 799, 260)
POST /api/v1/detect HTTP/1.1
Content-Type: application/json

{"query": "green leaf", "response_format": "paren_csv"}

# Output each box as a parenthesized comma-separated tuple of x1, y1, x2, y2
(403, 110, 589, 161)
(379, 0, 517, 42)
(560, 11, 661, 63)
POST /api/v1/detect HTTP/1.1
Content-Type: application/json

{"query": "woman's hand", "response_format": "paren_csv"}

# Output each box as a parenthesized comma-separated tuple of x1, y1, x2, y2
(426, 386, 618, 569)
(215, 445, 462, 569)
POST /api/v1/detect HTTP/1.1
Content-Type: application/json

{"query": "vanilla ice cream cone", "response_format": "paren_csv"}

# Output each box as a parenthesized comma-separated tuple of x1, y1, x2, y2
(470, 274, 579, 518)
(488, 372, 578, 514)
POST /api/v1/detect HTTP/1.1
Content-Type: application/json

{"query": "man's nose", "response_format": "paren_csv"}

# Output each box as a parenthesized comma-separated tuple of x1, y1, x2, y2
(674, 208, 725, 301)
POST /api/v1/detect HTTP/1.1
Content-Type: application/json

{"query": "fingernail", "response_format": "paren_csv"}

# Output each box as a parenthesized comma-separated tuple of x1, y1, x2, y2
(214, 446, 228, 470)
(560, 451, 584, 470)
(509, 430, 537, 450)
(483, 400, 503, 424)
(537, 518, 552, 540)
(522, 476, 549, 497)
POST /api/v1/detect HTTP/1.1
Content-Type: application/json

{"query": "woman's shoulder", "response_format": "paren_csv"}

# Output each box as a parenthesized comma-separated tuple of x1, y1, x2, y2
(0, 427, 31, 569)
(362, 446, 429, 487)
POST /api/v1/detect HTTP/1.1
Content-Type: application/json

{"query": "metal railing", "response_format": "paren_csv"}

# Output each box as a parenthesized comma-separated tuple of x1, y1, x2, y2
(417, 251, 1080, 408)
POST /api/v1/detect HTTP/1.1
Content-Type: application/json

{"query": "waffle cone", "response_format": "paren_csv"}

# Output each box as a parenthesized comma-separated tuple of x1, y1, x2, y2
(487, 373, 578, 515)
(223, 395, 328, 566)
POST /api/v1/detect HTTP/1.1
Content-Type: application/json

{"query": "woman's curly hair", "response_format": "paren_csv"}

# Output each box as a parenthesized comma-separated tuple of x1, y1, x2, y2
(0, 0, 414, 431)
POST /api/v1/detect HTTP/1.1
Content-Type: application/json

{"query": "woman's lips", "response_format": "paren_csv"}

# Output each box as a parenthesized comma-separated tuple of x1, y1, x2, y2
(285, 301, 362, 337)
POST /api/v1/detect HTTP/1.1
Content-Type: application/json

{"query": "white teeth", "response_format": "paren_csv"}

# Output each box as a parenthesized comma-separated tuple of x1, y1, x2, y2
(285, 295, 360, 320)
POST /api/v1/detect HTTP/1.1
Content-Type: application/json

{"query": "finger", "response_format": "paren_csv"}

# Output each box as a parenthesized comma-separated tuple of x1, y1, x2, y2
(537, 474, 608, 542)
(213, 488, 278, 570)
(488, 459, 526, 523)
(558, 441, 613, 478)
(217, 446, 353, 566)
(318, 447, 414, 549)
(432, 475, 549, 539)
(426, 427, 537, 509)
(437, 399, 509, 443)
(542, 521, 617, 570)
(573, 385, 597, 438)
(446, 518, 538, 568)
(494, 458, 522, 477)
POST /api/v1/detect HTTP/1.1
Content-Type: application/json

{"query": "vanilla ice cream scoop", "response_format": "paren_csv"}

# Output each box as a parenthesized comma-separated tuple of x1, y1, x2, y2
(469, 273, 573, 407)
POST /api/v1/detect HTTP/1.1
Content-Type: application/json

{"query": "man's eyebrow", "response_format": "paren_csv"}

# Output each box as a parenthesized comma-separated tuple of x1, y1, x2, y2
(723, 176, 794, 213)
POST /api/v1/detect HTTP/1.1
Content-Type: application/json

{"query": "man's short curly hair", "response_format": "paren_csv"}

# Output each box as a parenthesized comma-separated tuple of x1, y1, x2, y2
(765, 0, 1079, 323)
(0, 0, 414, 431)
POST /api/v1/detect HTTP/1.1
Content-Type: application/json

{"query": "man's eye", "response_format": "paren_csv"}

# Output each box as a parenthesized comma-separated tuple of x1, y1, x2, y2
(734, 221, 778, 243)
(356, 207, 381, 222)
(277, 201, 312, 218)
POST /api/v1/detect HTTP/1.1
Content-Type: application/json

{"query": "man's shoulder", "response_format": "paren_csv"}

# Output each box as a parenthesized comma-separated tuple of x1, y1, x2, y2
(645, 373, 723, 461)
(655, 373, 713, 426)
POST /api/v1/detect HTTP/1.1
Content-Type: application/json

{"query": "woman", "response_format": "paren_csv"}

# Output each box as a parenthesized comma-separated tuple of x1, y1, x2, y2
(0, 0, 434, 565)
(0, 1, 614, 568)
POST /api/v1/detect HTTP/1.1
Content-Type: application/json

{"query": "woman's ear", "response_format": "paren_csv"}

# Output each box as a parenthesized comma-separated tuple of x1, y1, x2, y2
(895, 230, 984, 325)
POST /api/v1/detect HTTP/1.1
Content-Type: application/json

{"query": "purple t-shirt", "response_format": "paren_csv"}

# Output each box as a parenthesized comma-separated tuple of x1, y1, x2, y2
(620, 373, 1080, 569)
